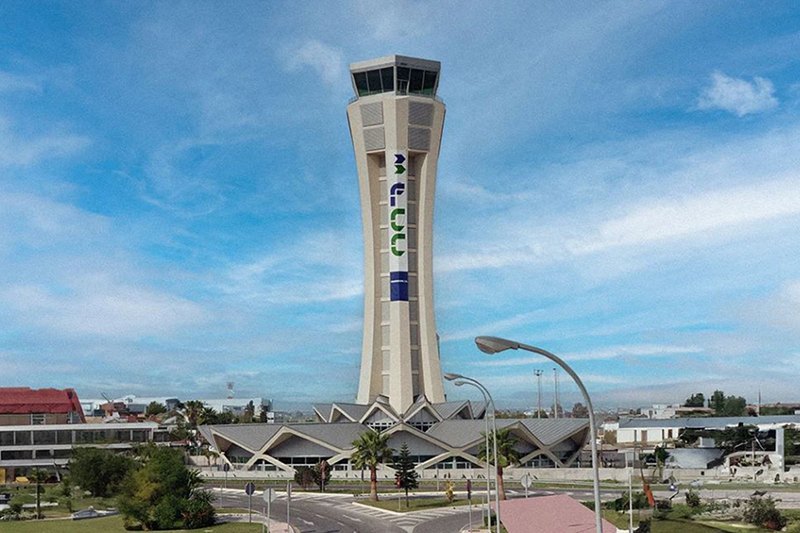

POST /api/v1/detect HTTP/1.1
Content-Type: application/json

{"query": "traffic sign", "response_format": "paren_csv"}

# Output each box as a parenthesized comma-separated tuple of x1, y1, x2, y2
(223, 463, 230, 472)
(245, 482, 256, 495)
(262, 487, 276, 503)
(520, 473, 533, 489)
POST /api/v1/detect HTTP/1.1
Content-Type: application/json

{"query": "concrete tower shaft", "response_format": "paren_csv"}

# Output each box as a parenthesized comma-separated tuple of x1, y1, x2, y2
(346, 55, 446, 414)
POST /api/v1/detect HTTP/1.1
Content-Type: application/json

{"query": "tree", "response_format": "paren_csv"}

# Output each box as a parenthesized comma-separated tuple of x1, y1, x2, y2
(145, 401, 167, 417)
(311, 460, 331, 492)
(653, 446, 669, 480)
(478, 427, 521, 500)
(182, 400, 205, 428)
(684, 393, 705, 408)
(392, 443, 419, 507)
(351, 429, 394, 501)
(722, 395, 747, 417)
(294, 466, 314, 490)
(118, 445, 214, 530)
(241, 401, 255, 423)
(70, 447, 134, 497)
(29, 469, 48, 519)
(258, 404, 269, 423)
(444, 480, 455, 504)
(710, 390, 726, 413)
(571, 402, 589, 418)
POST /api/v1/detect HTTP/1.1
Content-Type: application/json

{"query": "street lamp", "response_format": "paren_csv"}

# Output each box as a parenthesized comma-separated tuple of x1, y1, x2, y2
(444, 373, 492, 529)
(444, 372, 500, 533)
(475, 336, 603, 533)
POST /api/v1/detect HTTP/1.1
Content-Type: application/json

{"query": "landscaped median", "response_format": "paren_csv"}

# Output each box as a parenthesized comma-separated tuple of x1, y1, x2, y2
(355, 494, 475, 513)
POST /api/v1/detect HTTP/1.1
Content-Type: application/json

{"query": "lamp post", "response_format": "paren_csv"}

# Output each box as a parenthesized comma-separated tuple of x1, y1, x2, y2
(444, 373, 492, 530)
(443, 373, 500, 533)
(475, 336, 603, 533)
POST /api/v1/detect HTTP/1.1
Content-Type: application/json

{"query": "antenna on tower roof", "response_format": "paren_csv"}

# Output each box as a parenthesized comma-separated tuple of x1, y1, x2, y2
(226, 382, 234, 400)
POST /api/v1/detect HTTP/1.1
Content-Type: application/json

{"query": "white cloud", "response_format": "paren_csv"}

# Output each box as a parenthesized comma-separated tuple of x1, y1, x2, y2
(439, 176, 800, 274)
(569, 178, 800, 254)
(0, 71, 40, 93)
(0, 280, 207, 339)
(0, 116, 90, 167)
(220, 230, 363, 305)
(284, 40, 345, 86)
(474, 344, 702, 367)
(742, 280, 800, 335)
(697, 71, 778, 116)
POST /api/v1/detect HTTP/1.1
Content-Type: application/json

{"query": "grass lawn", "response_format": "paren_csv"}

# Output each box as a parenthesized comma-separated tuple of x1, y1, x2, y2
(0, 515, 264, 532)
(1, 483, 116, 519)
(358, 495, 474, 512)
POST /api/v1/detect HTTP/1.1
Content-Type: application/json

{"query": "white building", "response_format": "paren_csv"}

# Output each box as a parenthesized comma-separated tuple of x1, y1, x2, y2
(617, 415, 800, 446)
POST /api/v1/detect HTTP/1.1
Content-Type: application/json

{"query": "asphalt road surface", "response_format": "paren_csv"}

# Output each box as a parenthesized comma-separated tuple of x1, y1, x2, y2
(217, 488, 484, 533)
(215, 482, 800, 532)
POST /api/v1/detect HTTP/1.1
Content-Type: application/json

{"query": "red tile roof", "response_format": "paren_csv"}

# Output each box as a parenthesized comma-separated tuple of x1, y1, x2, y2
(0, 387, 85, 421)
(494, 493, 617, 533)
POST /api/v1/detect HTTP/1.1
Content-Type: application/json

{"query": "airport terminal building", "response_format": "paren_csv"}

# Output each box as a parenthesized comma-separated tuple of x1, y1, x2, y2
(199, 56, 591, 476)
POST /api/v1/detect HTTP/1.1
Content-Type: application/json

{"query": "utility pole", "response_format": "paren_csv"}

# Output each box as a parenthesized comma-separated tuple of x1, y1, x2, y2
(534, 370, 543, 418)
(553, 368, 559, 419)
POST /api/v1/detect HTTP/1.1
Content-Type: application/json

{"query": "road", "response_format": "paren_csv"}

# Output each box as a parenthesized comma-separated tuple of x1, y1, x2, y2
(216, 484, 800, 532)
(217, 488, 492, 533)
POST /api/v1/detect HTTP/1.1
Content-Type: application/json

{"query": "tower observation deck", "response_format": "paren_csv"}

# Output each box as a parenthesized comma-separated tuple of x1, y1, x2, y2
(346, 55, 446, 415)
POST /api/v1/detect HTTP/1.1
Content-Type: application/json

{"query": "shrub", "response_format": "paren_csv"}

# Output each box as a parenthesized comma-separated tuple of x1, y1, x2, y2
(182, 490, 215, 529)
(118, 446, 209, 530)
(742, 496, 787, 530)
(685, 489, 701, 508)
(294, 466, 314, 490)
(610, 491, 650, 511)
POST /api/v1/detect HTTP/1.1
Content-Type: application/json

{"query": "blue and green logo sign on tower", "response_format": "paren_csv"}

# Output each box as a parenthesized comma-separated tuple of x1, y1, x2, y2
(389, 151, 408, 301)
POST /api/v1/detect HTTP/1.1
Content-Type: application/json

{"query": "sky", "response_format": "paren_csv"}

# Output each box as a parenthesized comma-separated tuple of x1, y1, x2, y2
(1, 1, 799, 411)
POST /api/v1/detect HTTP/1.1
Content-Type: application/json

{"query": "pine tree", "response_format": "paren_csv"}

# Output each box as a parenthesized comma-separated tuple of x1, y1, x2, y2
(392, 443, 419, 507)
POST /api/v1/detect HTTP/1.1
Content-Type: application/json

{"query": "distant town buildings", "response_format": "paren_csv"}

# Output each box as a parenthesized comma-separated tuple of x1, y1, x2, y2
(0, 387, 85, 425)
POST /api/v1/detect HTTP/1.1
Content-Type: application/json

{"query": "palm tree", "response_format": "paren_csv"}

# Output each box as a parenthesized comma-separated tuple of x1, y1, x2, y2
(351, 429, 394, 501)
(182, 400, 205, 428)
(478, 427, 521, 500)
(28, 469, 48, 519)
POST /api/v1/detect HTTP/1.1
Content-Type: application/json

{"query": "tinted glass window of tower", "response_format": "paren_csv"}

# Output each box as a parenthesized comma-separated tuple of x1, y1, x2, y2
(354, 67, 436, 96)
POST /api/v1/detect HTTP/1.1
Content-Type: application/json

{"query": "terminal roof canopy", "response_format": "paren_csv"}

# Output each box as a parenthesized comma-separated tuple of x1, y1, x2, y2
(350, 55, 440, 98)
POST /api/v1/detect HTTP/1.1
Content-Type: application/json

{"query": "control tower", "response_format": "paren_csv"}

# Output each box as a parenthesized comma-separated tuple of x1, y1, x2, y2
(346, 55, 446, 415)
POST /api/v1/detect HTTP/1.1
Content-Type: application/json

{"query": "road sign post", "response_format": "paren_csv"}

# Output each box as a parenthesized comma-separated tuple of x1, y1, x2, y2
(520, 472, 533, 498)
(286, 481, 291, 531)
(221, 463, 230, 508)
(245, 482, 255, 523)
(467, 479, 473, 532)
(262, 488, 275, 533)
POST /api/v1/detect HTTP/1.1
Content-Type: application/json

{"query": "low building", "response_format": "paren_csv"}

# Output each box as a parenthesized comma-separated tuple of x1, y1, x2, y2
(0, 421, 170, 482)
(617, 415, 800, 446)
(0, 387, 85, 425)
(646, 404, 714, 419)
(199, 416, 590, 476)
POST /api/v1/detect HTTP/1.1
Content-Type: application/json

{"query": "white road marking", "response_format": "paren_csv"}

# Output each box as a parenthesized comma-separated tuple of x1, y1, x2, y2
(342, 515, 362, 522)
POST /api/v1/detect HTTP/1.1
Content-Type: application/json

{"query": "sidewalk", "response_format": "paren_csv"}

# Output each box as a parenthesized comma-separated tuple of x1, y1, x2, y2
(218, 512, 297, 532)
